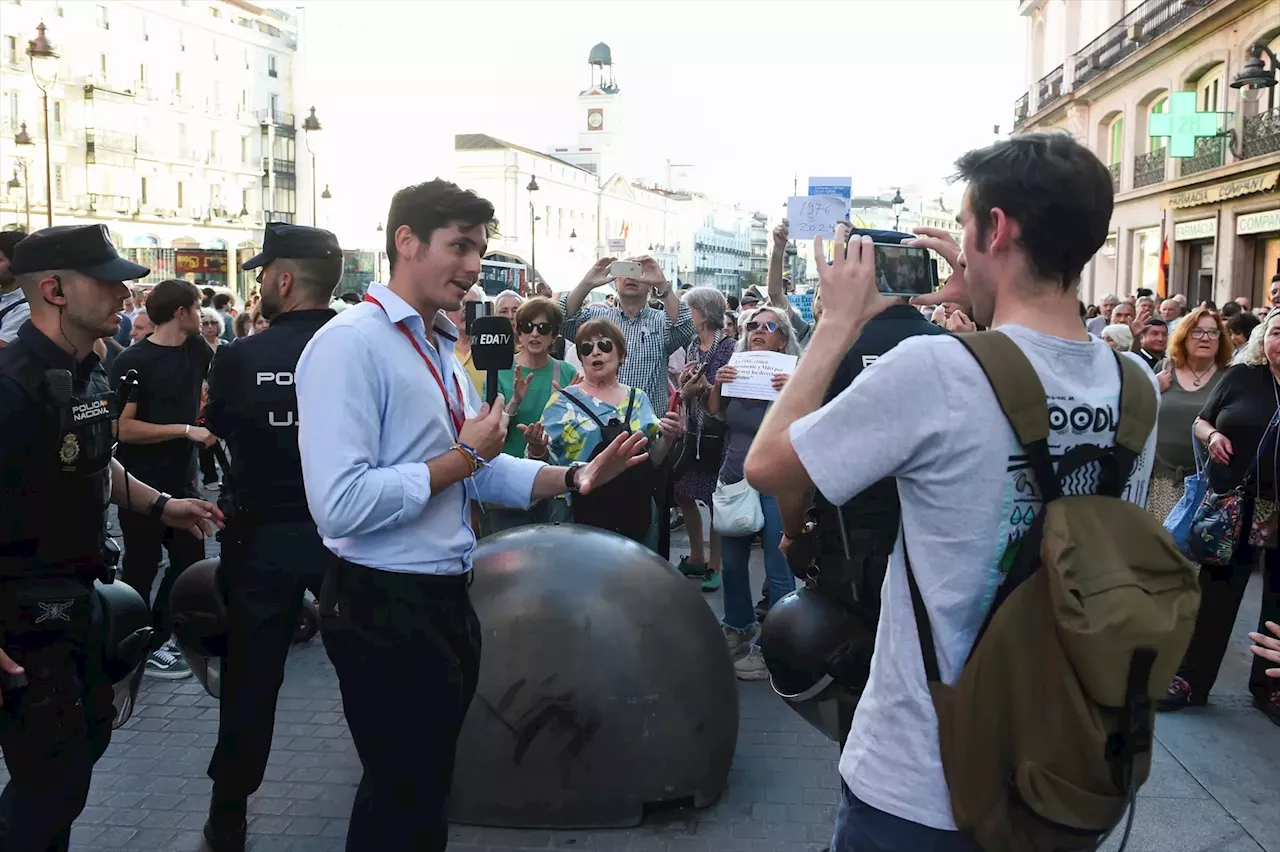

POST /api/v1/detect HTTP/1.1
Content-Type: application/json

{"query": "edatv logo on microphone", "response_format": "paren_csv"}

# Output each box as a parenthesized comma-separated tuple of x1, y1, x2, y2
(478, 333, 511, 345)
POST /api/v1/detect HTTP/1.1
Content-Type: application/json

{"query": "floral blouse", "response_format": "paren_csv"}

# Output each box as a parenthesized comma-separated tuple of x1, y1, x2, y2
(541, 385, 661, 465)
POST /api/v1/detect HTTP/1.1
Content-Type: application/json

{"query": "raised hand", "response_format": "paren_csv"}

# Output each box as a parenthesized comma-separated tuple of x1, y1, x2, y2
(814, 224, 897, 341)
(577, 431, 650, 494)
(505, 366, 533, 415)
(906, 227, 969, 310)
(519, 421, 550, 458)
(772, 219, 789, 247)
(579, 257, 617, 290)
(632, 256, 667, 288)
(551, 372, 584, 394)
(658, 407, 684, 439)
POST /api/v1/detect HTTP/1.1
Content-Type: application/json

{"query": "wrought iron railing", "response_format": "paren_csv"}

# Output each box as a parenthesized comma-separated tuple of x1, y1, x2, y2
(1071, 0, 1210, 90)
(256, 109, 294, 129)
(85, 193, 134, 213)
(1014, 92, 1029, 128)
(262, 157, 296, 175)
(1108, 162, 1121, 193)
(1242, 105, 1280, 160)
(86, 128, 137, 154)
(1180, 135, 1225, 176)
(1133, 147, 1166, 188)
(1037, 65, 1064, 112)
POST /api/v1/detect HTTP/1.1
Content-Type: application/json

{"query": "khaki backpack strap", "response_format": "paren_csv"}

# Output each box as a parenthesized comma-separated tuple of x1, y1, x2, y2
(1114, 353, 1157, 456)
(953, 332, 1061, 501)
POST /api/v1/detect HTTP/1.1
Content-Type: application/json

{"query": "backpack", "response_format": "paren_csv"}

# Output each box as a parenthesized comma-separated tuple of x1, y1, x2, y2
(906, 331, 1200, 852)
(561, 386, 654, 541)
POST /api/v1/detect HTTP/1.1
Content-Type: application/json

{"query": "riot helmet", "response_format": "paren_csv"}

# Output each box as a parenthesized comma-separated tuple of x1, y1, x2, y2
(94, 578, 152, 728)
(168, 557, 228, 698)
(759, 585, 877, 742)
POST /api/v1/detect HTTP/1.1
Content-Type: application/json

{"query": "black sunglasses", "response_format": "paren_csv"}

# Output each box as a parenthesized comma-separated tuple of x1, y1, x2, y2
(746, 320, 779, 334)
(518, 321, 557, 336)
(577, 338, 616, 358)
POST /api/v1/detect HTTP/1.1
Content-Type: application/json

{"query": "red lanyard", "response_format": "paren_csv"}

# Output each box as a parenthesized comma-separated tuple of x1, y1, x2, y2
(364, 294, 466, 436)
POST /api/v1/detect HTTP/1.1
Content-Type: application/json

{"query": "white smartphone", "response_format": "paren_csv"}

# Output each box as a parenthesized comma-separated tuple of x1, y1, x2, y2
(610, 260, 643, 278)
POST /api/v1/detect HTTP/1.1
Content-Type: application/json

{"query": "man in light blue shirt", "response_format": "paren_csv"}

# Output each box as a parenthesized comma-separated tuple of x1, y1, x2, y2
(295, 178, 650, 852)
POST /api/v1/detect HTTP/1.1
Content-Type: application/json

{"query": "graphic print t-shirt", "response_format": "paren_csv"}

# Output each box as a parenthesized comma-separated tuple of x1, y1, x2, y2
(789, 324, 1158, 831)
(110, 335, 213, 495)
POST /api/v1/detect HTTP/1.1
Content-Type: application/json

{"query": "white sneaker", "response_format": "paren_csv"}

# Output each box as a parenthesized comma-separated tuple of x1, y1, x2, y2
(722, 622, 760, 659)
(734, 645, 769, 681)
(145, 641, 192, 680)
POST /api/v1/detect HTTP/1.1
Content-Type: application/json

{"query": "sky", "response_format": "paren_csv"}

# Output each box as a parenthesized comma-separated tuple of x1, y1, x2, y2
(296, 0, 1026, 242)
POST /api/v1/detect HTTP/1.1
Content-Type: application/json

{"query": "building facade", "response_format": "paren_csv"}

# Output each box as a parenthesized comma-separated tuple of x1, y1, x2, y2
(1013, 0, 1280, 306)
(0, 0, 304, 296)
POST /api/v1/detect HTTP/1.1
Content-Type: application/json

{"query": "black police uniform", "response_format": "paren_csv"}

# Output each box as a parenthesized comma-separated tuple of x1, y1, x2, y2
(0, 225, 151, 852)
(201, 223, 341, 844)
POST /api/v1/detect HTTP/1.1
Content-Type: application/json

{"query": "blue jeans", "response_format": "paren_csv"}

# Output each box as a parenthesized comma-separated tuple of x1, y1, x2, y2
(832, 784, 982, 852)
(720, 493, 794, 631)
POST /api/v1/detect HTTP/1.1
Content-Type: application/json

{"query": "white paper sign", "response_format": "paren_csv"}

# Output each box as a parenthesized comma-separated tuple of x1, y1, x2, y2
(608, 238, 627, 255)
(722, 351, 799, 401)
(787, 195, 847, 241)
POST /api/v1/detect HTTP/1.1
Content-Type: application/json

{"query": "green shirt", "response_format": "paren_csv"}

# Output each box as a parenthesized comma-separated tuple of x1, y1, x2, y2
(497, 358, 577, 458)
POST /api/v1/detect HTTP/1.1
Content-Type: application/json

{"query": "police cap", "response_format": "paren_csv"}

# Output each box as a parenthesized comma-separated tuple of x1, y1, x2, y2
(9, 224, 150, 281)
(242, 222, 342, 270)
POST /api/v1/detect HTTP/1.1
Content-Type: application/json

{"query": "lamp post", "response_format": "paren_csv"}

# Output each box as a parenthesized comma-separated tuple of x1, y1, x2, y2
(302, 106, 322, 226)
(527, 176, 540, 286)
(26, 23, 57, 227)
(569, 227, 576, 255)
(891, 188, 905, 231)
(7, 162, 30, 232)
(1230, 42, 1279, 91)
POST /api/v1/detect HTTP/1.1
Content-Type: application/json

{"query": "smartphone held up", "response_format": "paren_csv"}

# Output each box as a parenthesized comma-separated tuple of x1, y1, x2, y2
(868, 243, 938, 299)
(610, 260, 644, 279)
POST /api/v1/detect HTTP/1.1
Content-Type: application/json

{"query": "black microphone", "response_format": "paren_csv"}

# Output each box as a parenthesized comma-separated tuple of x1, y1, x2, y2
(116, 368, 139, 409)
(44, 369, 73, 433)
(470, 315, 515, 408)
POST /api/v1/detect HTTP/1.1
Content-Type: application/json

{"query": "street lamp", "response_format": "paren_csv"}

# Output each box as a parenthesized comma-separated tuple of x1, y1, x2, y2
(569, 227, 576, 254)
(301, 106, 322, 226)
(1230, 42, 1279, 90)
(891, 189, 905, 231)
(26, 22, 58, 227)
(527, 176, 540, 286)
(7, 163, 30, 232)
(321, 185, 332, 200)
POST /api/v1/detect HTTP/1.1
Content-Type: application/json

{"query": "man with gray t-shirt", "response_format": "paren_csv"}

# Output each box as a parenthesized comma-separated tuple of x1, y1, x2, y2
(746, 134, 1157, 851)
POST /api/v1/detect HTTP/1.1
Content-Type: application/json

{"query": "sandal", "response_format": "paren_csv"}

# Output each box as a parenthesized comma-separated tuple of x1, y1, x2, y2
(678, 556, 707, 577)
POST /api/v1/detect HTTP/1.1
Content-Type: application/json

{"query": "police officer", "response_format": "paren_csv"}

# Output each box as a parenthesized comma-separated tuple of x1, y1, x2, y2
(776, 228, 947, 747)
(201, 223, 343, 851)
(0, 224, 221, 852)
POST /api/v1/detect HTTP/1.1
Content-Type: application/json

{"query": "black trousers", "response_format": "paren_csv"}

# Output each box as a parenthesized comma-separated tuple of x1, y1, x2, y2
(321, 562, 481, 852)
(199, 445, 220, 485)
(1179, 547, 1280, 699)
(119, 507, 205, 650)
(207, 522, 329, 808)
(0, 579, 115, 852)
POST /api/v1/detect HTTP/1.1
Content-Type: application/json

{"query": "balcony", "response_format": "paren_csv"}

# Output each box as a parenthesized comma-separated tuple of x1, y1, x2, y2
(86, 129, 138, 166)
(1071, 0, 1211, 91)
(256, 109, 295, 129)
(262, 157, 296, 176)
(1133, 146, 1167, 189)
(83, 75, 136, 99)
(1242, 106, 1280, 160)
(1036, 65, 1065, 112)
(1180, 135, 1225, 177)
(82, 194, 135, 214)
(1013, 92, 1028, 129)
(1107, 161, 1121, 193)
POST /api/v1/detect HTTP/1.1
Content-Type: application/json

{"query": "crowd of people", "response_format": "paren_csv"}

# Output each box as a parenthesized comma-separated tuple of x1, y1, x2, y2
(2, 129, 1280, 852)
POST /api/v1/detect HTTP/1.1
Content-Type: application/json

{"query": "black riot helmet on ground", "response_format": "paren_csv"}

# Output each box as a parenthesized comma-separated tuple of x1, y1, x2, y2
(168, 557, 229, 698)
(94, 578, 153, 728)
(759, 585, 877, 742)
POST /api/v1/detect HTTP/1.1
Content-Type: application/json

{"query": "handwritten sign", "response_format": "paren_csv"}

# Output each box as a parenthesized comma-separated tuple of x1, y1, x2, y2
(787, 196, 846, 241)
(608, 238, 627, 255)
(722, 351, 799, 402)
(790, 292, 814, 323)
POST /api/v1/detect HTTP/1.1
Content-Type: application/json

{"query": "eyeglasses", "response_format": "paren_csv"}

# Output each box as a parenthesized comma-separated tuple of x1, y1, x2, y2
(200, 319, 220, 326)
(577, 338, 615, 357)
(1190, 328, 1221, 340)
(745, 320, 779, 334)
(518, 321, 556, 336)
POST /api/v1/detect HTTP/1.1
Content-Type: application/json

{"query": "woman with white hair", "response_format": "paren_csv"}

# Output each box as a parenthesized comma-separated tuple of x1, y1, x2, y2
(493, 289, 523, 325)
(671, 287, 736, 591)
(1159, 309, 1280, 724)
(1100, 323, 1133, 352)
(706, 305, 800, 680)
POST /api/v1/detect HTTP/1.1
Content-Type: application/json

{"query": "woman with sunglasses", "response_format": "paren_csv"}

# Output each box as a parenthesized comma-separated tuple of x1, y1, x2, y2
(707, 307, 800, 680)
(481, 297, 579, 534)
(532, 318, 682, 546)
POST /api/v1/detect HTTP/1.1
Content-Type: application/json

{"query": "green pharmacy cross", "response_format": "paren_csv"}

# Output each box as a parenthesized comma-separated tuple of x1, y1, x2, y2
(1148, 91, 1221, 158)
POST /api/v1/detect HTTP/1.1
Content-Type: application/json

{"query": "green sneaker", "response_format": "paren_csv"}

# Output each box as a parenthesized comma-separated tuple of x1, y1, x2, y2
(700, 571, 721, 592)
(678, 556, 707, 577)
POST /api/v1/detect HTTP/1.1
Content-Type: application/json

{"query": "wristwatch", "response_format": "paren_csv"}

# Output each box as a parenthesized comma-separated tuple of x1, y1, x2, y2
(565, 463, 585, 493)
(149, 492, 172, 520)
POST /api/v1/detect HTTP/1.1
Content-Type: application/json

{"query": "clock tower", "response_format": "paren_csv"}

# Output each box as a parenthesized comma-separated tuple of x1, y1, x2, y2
(549, 42, 624, 177)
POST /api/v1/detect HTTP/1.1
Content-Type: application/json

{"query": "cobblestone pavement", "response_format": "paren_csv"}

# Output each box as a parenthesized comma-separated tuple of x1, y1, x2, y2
(2, 506, 1276, 851)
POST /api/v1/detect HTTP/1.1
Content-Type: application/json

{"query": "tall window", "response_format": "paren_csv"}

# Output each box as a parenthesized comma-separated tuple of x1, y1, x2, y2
(177, 181, 185, 208)
(174, 72, 182, 97)
(1109, 117, 1123, 165)
(5, 91, 19, 131)
(96, 5, 109, 29)
(1147, 97, 1168, 152)
(54, 165, 65, 201)
(268, 55, 277, 77)
(140, 176, 148, 205)
(139, 63, 147, 87)
(52, 101, 63, 137)
(240, 135, 249, 164)
(3, 36, 16, 65)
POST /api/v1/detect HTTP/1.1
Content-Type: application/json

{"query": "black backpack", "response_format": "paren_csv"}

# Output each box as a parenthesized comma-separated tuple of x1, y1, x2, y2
(561, 387, 654, 542)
